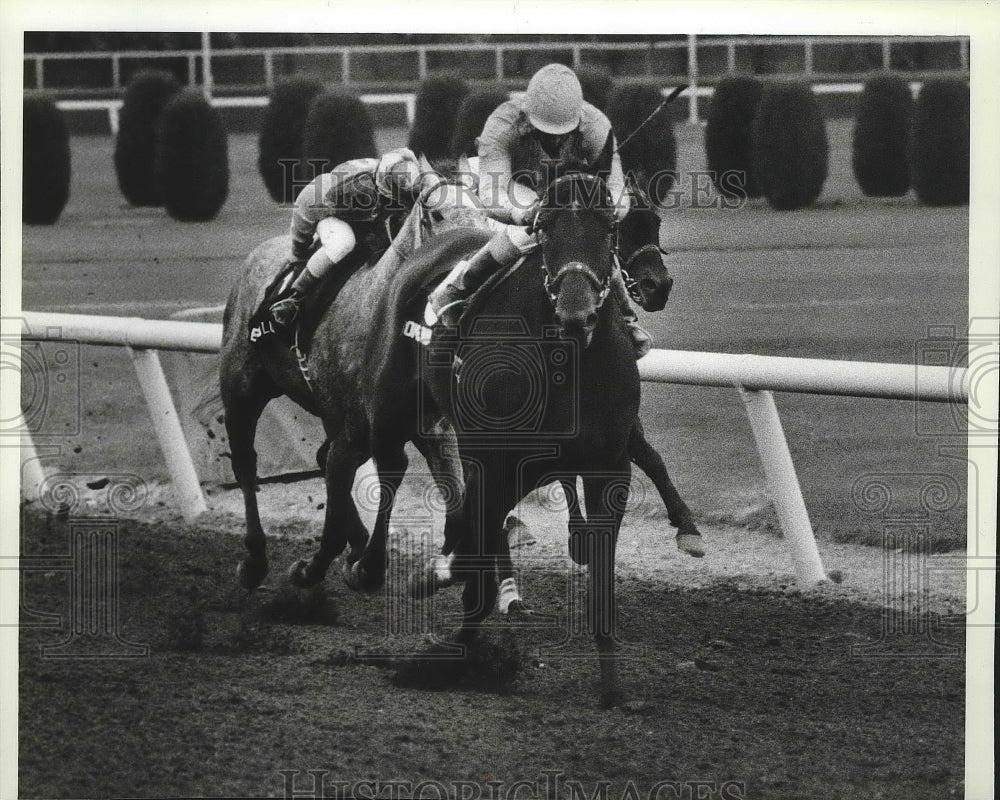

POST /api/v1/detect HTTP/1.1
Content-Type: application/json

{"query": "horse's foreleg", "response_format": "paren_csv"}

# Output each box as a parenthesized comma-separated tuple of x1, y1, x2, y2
(582, 471, 627, 709)
(289, 437, 365, 588)
(629, 419, 705, 558)
(450, 462, 502, 644)
(345, 445, 408, 593)
(223, 391, 273, 590)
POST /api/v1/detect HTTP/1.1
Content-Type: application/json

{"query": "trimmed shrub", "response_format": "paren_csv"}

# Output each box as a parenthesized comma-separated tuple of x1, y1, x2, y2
(608, 83, 677, 205)
(408, 75, 470, 162)
(705, 75, 763, 199)
(114, 70, 182, 206)
(752, 82, 828, 210)
(23, 97, 71, 225)
(852, 74, 914, 197)
(912, 79, 969, 206)
(449, 85, 509, 159)
(298, 91, 377, 185)
(154, 91, 229, 221)
(257, 77, 325, 204)
(577, 66, 614, 112)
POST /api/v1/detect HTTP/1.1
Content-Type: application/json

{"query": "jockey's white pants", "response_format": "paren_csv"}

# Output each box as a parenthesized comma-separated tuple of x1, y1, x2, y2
(289, 172, 358, 280)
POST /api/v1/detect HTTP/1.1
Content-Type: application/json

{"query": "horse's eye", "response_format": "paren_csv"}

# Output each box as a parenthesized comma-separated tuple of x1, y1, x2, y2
(431, 210, 445, 223)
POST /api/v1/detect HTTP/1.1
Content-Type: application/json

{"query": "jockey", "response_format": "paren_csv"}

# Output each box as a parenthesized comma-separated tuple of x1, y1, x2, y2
(423, 63, 652, 357)
(268, 148, 422, 330)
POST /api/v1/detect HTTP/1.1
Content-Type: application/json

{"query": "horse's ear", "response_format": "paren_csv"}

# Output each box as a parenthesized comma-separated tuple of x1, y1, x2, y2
(417, 153, 435, 177)
(592, 128, 616, 178)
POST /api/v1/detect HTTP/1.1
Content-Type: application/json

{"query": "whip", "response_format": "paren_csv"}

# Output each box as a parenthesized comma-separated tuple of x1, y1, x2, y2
(614, 84, 689, 154)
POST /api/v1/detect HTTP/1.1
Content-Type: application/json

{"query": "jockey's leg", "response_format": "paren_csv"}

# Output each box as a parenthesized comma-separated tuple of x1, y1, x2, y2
(610, 266, 653, 359)
(270, 217, 356, 329)
(424, 225, 537, 327)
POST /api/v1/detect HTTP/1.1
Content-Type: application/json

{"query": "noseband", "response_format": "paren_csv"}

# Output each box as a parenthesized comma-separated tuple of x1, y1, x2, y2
(535, 173, 617, 309)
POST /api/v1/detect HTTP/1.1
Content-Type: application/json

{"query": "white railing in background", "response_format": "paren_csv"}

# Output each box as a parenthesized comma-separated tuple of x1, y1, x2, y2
(17, 311, 969, 585)
(29, 35, 969, 126)
(55, 81, 927, 134)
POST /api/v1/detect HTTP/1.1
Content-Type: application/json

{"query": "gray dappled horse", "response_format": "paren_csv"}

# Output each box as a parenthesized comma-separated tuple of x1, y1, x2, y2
(220, 158, 486, 591)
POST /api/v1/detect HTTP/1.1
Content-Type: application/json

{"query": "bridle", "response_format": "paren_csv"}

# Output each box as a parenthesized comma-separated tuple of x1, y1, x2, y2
(616, 243, 669, 304)
(534, 173, 617, 308)
(615, 176, 668, 304)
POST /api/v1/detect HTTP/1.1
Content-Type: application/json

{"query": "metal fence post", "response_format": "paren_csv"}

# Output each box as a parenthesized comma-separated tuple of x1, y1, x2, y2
(18, 411, 47, 503)
(738, 386, 827, 585)
(687, 34, 699, 124)
(127, 346, 207, 521)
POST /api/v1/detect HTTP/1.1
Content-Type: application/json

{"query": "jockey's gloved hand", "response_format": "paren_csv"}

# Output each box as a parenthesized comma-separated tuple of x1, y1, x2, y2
(512, 199, 542, 230)
(375, 148, 421, 201)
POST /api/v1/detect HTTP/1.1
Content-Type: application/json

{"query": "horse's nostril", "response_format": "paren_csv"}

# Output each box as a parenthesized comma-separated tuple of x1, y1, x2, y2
(585, 312, 599, 330)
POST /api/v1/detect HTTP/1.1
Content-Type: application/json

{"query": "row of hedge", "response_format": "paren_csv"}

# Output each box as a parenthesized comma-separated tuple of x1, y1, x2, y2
(112, 72, 230, 221)
(27, 68, 968, 227)
(706, 73, 969, 209)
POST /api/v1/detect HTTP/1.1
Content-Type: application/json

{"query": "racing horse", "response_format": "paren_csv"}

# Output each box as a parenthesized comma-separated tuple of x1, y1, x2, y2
(219, 157, 486, 591)
(349, 134, 639, 705)
(407, 172, 703, 599)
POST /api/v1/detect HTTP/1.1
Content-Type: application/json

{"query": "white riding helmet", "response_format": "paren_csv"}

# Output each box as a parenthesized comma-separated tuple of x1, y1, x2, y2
(375, 147, 420, 197)
(523, 63, 583, 135)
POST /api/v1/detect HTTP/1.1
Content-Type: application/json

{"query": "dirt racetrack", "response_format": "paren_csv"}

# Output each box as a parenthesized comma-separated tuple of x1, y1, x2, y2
(19, 505, 965, 800)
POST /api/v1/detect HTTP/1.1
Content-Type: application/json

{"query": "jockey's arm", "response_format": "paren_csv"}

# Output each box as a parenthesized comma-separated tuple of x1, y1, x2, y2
(476, 101, 530, 226)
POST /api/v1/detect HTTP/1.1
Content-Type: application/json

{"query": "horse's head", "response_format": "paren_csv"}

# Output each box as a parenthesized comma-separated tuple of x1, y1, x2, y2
(414, 154, 490, 234)
(617, 174, 672, 312)
(535, 159, 618, 349)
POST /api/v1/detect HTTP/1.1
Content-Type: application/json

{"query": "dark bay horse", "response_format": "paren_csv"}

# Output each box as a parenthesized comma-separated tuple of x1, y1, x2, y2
(219, 161, 485, 591)
(351, 141, 639, 706)
(408, 174, 703, 598)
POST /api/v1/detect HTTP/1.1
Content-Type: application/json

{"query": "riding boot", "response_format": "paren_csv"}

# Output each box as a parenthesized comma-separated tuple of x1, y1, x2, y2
(424, 245, 503, 327)
(269, 268, 320, 330)
(611, 267, 653, 359)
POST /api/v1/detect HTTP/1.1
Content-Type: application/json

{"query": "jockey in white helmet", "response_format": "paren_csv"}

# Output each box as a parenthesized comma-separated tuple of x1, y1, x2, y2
(423, 63, 652, 357)
(268, 147, 422, 330)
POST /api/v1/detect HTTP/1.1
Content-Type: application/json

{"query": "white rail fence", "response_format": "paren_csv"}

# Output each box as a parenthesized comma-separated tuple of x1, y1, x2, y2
(55, 80, 934, 133)
(18, 311, 969, 586)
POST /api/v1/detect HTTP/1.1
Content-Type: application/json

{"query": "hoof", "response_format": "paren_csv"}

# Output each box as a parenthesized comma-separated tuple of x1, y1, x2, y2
(237, 556, 268, 590)
(503, 599, 534, 618)
(676, 533, 705, 558)
(288, 558, 323, 589)
(599, 688, 624, 710)
(342, 559, 384, 593)
(408, 554, 455, 600)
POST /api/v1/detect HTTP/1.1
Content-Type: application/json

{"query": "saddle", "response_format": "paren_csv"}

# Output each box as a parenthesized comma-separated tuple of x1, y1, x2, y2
(401, 253, 526, 347)
(247, 248, 370, 350)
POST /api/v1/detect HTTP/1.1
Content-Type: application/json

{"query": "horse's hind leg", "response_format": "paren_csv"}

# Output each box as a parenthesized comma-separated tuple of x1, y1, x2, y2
(629, 419, 705, 558)
(345, 443, 408, 593)
(289, 436, 367, 588)
(407, 429, 465, 599)
(222, 379, 276, 590)
(562, 476, 591, 566)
